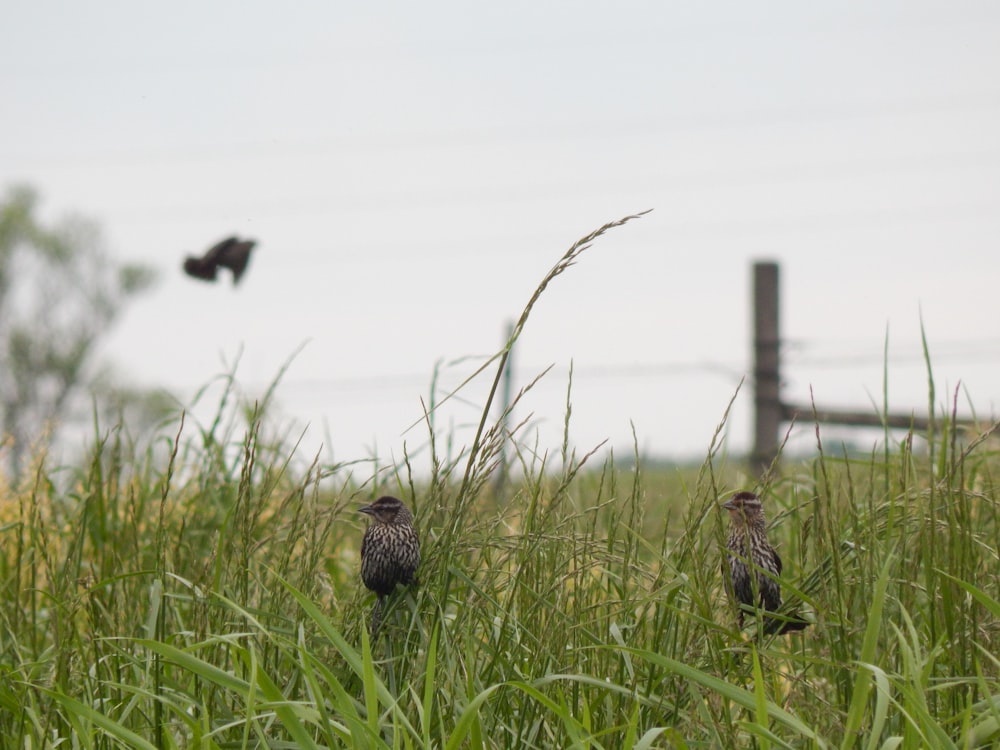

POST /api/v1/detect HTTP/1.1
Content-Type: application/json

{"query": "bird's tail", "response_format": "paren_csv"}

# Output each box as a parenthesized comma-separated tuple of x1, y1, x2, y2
(764, 610, 811, 635)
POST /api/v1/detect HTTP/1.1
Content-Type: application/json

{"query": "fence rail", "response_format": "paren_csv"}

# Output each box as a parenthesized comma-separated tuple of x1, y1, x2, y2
(751, 261, 995, 470)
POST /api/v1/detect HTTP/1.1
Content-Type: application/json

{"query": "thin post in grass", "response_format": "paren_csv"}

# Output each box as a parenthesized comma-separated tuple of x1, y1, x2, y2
(494, 319, 515, 498)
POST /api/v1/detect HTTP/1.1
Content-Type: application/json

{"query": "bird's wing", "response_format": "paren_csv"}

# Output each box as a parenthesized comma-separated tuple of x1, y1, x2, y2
(183, 257, 218, 281)
(202, 236, 240, 263)
(219, 240, 255, 283)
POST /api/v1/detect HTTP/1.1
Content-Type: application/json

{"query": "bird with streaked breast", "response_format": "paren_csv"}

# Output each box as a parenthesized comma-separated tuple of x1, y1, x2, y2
(359, 495, 420, 635)
(722, 491, 809, 635)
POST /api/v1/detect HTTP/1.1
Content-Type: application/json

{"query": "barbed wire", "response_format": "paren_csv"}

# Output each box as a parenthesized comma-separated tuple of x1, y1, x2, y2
(173, 343, 1000, 398)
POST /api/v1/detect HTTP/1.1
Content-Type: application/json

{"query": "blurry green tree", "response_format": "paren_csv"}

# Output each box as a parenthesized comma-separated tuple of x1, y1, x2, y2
(0, 184, 164, 478)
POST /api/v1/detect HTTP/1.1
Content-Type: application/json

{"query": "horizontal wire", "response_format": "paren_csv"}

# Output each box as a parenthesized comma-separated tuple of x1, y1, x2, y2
(172, 349, 999, 398)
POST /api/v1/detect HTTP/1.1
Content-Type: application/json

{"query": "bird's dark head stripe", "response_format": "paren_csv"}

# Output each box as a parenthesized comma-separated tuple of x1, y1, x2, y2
(360, 496, 403, 511)
(723, 491, 762, 511)
(359, 496, 410, 524)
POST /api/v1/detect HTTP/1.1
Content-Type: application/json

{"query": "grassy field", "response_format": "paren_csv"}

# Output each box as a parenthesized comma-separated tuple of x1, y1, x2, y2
(2, 216, 1000, 748)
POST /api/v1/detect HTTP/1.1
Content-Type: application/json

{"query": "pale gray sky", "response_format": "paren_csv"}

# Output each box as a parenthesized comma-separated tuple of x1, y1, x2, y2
(3, 1, 999, 468)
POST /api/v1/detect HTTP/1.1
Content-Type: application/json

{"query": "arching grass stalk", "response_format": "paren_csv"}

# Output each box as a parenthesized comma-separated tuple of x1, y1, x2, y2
(454, 209, 651, 509)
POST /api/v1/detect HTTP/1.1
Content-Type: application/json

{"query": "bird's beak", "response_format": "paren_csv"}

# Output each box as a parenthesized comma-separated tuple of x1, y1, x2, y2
(359, 505, 374, 516)
(722, 499, 736, 510)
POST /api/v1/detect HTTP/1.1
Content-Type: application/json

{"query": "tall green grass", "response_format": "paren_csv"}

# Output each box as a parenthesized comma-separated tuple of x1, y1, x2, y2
(2, 212, 1000, 747)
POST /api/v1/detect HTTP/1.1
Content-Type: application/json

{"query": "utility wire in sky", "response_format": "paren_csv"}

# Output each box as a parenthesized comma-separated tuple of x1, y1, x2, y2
(5, 91, 1000, 168)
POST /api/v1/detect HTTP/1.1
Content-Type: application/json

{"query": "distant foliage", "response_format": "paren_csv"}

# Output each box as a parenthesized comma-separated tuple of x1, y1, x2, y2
(0, 184, 159, 477)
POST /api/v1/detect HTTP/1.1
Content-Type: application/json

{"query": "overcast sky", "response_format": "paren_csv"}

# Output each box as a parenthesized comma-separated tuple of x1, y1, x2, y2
(3, 1, 999, 471)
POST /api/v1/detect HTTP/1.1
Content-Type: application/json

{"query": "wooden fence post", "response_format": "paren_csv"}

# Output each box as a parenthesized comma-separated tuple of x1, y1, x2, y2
(752, 261, 782, 471)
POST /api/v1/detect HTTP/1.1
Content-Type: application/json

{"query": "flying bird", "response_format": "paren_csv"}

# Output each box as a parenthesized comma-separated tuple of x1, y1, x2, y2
(182, 236, 256, 285)
(359, 495, 420, 636)
(722, 491, 810, 635)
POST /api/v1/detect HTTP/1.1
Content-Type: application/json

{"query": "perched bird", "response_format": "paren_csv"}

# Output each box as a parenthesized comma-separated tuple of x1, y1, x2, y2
(182, 236, 256, 285)
(722, 491, 809, 635)
(359, 496, 420, 635)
